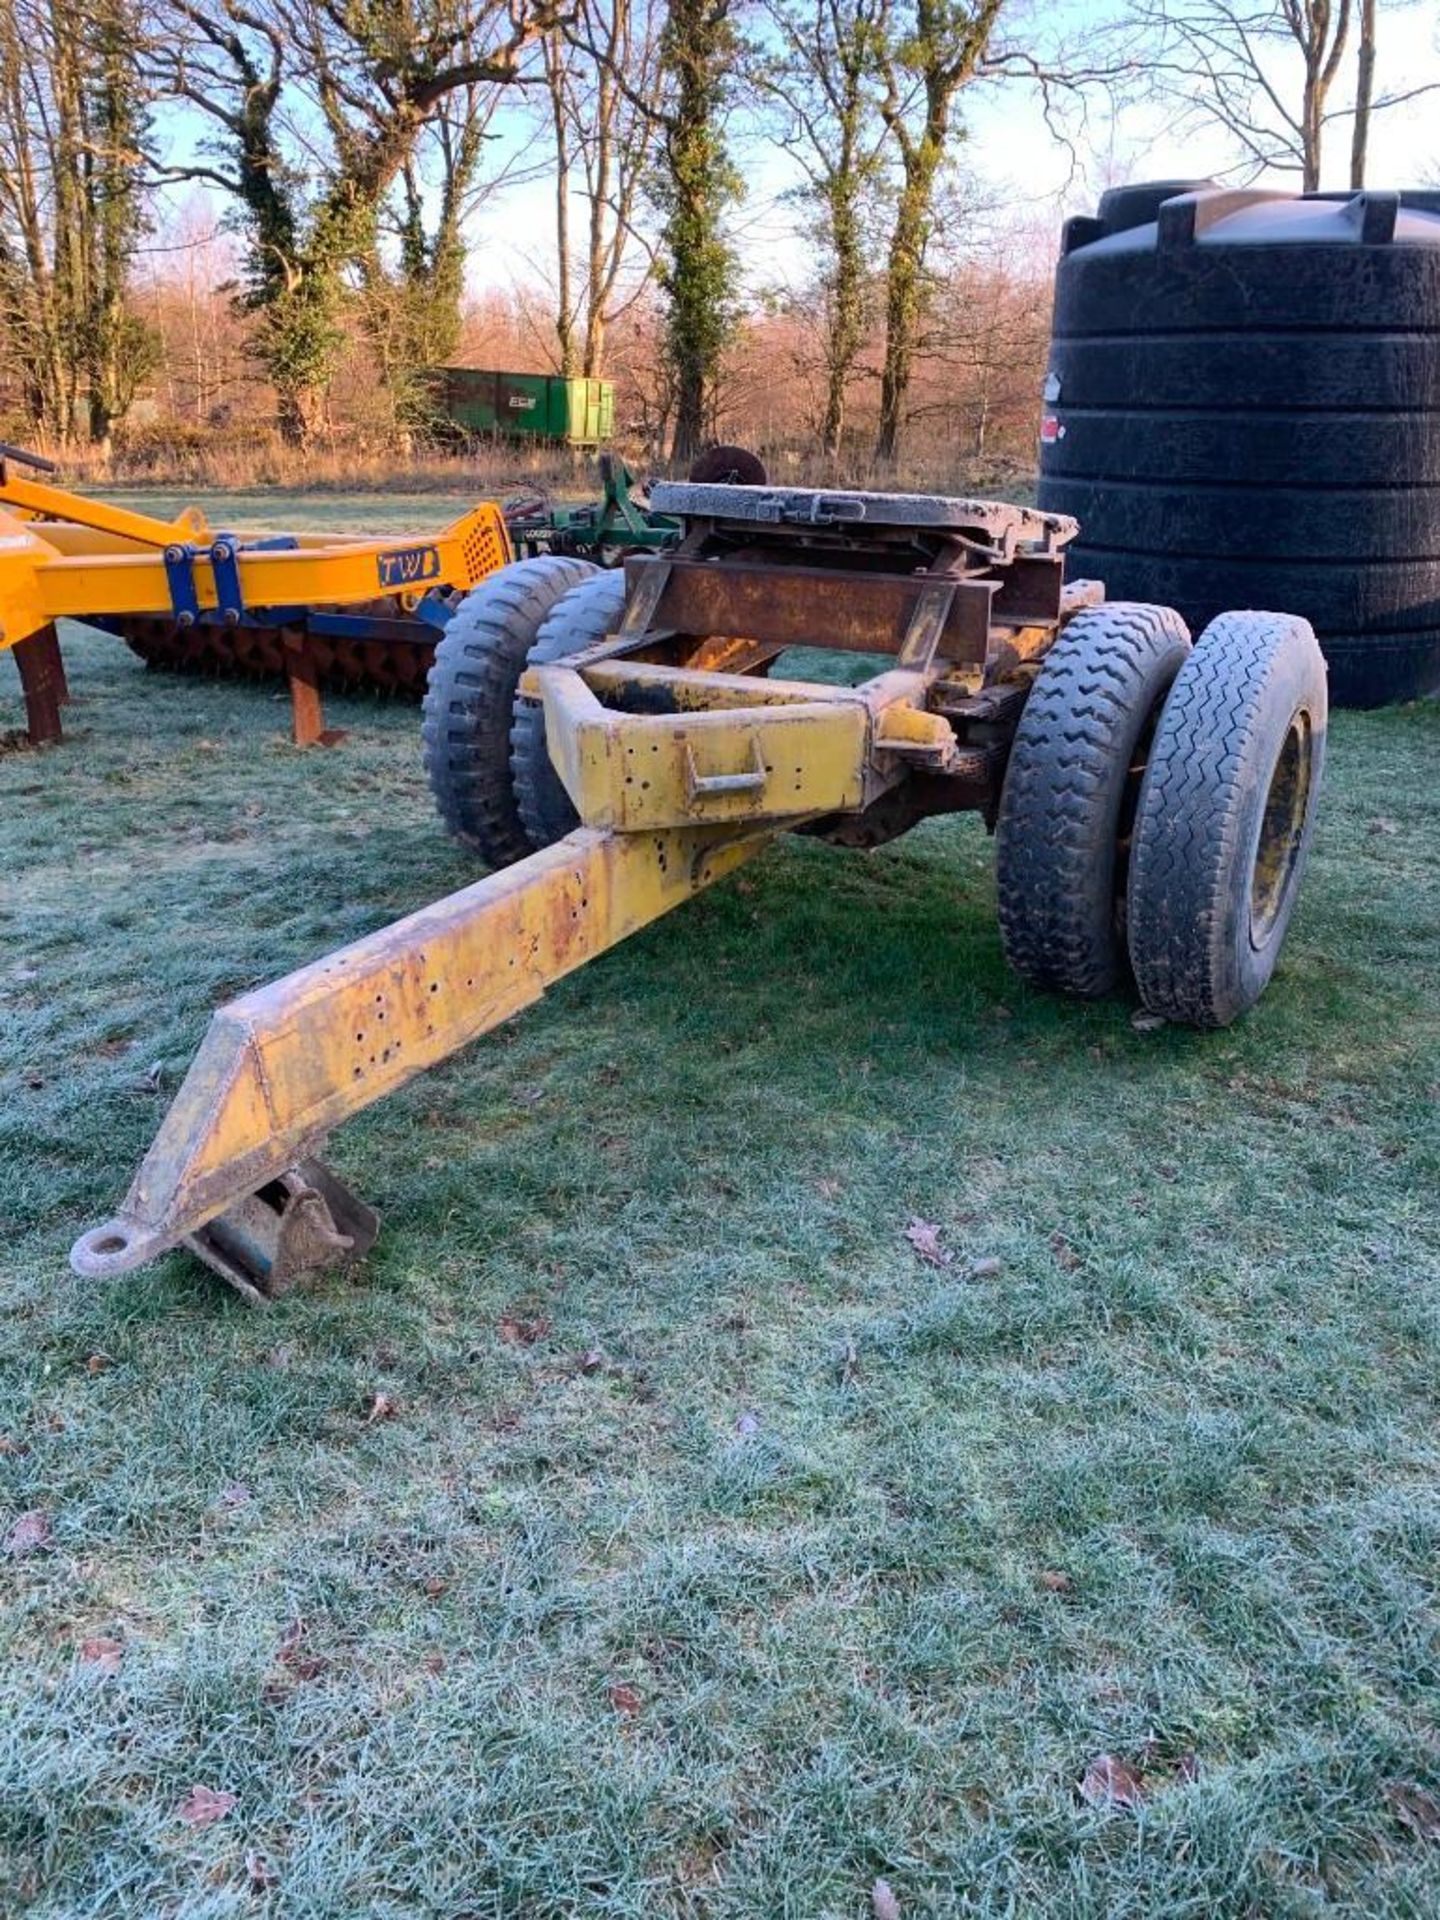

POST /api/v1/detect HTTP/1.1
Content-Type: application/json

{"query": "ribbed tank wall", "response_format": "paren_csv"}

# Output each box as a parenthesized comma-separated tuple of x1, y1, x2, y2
(1036, 185, 1440, 707)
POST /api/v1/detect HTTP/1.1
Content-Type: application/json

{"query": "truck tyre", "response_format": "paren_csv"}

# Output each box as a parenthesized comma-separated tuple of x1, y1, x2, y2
(513, 570, 630, 848)
(422, 555, 597, 866)
(1128, 610, 1327, 1027)
(996, 602, 1192, 997)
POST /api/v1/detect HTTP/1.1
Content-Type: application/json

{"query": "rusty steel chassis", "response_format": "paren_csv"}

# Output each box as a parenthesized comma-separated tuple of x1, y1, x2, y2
(71, 503, 1094, 1302)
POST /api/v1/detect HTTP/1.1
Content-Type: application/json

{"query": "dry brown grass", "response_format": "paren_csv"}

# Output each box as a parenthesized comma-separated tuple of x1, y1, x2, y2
(47, 428, 1037, 503)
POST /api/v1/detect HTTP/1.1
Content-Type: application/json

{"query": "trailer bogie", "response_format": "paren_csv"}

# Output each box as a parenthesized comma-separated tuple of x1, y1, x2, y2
(71, 484, 1327, 1300)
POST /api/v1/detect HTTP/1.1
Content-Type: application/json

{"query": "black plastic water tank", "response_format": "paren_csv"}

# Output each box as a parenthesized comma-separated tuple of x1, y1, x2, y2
(1037, 184, 1440, 707)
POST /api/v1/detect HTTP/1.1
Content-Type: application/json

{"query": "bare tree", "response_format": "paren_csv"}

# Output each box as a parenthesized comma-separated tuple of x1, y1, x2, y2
(872, 0, 1007, 463)
(0, 0, 155, 446)
(1131, 0, 1352, 191)
(755, 0, 893, 457)
(1349, 0, 1375, 184)
(543, 0, 662, 378)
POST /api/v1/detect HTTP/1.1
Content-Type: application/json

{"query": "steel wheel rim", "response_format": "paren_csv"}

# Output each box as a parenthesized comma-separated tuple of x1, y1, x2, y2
(1250, 709, 1312, 947)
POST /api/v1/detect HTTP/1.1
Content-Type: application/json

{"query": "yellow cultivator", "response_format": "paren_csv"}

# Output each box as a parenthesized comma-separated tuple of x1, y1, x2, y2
(65, 480, 1330, 1303)
(0, 444, 511, 745)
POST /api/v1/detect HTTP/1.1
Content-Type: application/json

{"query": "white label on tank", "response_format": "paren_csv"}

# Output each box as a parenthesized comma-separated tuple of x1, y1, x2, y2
(1043, 370, 1062, 403)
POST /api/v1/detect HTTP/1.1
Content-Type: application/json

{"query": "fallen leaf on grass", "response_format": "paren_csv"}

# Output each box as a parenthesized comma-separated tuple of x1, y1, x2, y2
(1386, 1781, 1440, 1842)
(275, 1620, 328, 1682)
(366, 1392, 399, 1423)
(1037, 1569, 1073, 1593)
(129, 1061, 166, 1094)
(872, 1878, 902, 1919)
(216, 1483, 252, 1508)
(734, 1410, 760, 1437)
(246, 1852, 278, 1891)
(1080, 1754, 1145, 1809)
(578, 1347, 608, 1374)
(85, 1352, 113, 1374)
(814, 1177, 842, 1199)
(498, 1313, 550, 1347)
(904, 1217, 951, 1267)
(423, 1651, 446, 1674)
(1130, 1010, 1167, 1033)
(423, 1575, 448, 1598)
(79, 1635, 124, 1674)
(837, 1337, 860, 1386)
(6, 1509, 52, 1556)
(1050, 1232, 1081, 1271)
(1370, 816, 1399, 837)
(609, 1682, 643, 1715)
(176, 1785, 236, 1828)
(968, 1256, 1003, 1279)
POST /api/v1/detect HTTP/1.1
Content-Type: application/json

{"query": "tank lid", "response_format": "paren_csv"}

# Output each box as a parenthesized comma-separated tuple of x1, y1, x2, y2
(1068, 185, 1440, 256)
(1095, 179, 1218, 234)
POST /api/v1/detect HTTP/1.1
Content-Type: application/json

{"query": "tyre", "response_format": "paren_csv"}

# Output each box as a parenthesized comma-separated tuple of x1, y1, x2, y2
(512, 569, 629, 849)
(687, 444, 769, 485)
(421, 555, 596, 865)
(1323, 630, 1440, 709)
(996, 602, 1192, 997)
(1128, 610, 1327, 1028)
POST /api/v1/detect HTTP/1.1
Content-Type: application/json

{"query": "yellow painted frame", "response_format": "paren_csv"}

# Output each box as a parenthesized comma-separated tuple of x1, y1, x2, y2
(0, 473, 511, 653)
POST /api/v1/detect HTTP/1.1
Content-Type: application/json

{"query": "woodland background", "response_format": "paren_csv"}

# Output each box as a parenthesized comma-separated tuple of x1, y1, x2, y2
(0, 0, 1435, 484)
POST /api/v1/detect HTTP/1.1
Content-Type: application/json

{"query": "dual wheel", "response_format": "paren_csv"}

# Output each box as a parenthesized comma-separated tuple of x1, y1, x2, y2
(421, 556, 629, 869)
(424, 569, 1326, 1031)
(995, 602, 1327, 1027)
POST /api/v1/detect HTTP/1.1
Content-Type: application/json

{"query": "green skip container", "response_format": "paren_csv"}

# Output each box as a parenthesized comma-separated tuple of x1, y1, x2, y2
(429, 369, 615, 446)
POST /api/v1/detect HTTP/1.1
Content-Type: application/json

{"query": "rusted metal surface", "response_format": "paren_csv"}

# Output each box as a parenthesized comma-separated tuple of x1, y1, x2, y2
(627, 557, 995, 664)
(988, 554, 1066, 629)
(536, 661, 874, 829)
(113, 608, 440, 697)
(13, 625, 68, 745)
(647, 482, 1077, 553)
(282, 632, 347, 748)
(183, 1160, 380, 1306)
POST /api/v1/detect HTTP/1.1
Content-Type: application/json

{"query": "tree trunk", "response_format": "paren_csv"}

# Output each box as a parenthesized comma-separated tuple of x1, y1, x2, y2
(820, 165, 865, 457)
(657, 0, 737, 467)
(276, 382, 324, 449)
(547, 32, 576, 376)
(672, 360, 706, 465)
(1301, 69, 1322, 191)
(875, 143, 938, 464)
(1350, 0, 1376, 188)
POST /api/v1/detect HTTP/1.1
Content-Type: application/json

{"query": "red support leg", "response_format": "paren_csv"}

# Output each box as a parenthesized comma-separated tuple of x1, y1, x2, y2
(13, 625, 67, 746)
(282, 630, 345, 748)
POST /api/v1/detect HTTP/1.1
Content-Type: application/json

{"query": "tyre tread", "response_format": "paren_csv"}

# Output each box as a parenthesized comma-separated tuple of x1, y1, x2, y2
(996, 601, 1191, 997)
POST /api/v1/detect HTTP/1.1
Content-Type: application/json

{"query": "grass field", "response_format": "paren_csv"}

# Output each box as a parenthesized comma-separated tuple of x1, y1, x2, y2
(2, 555, 1439, 1916)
